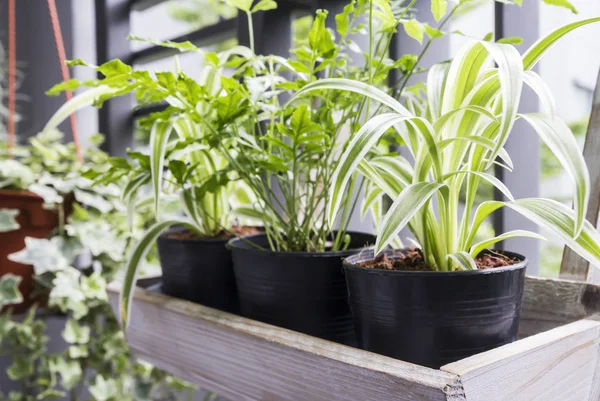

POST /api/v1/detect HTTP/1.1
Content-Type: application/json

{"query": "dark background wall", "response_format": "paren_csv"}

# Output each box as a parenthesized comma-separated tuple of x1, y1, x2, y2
(0, 0, 74, 142)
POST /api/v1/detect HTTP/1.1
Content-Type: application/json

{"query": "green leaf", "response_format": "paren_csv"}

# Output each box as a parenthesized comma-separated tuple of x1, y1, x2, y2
(402, 19, 425, 44)
(168, 160, 188, 184)
(309, 10, 336, 55)
(335, 2, 354, 37)
(223, 0, 253, 12)
(470, 230, 546, 258)
(431, 0, 447, 21)
(523, 17, 600, 70)
(204, 52, 220, 67)
(0, 274, 23, 307)
(8, 357, 34, 380)
(290, 104, 319, 136)
(505, 198, 600, 266)
(62, 319, 91, 344)
(128, 35, 200, 52)
(375, 182, 445, 254)
(251, 0, 277, 12)
(543, 0, 578, 14)
(149, 119, 174, 219)
(44, 85, 121, 132)
(328, 113, 420, 224)
(107, 156, 132, 170)
(0, 209, 20, 232)
(120, 219, 197, 328)
(520, 113, 589, 236)
(46, 79, 81, 96)
(447, 251, 476, 270)
(97, 59, 132, 77)
(497, 36, 523, 45)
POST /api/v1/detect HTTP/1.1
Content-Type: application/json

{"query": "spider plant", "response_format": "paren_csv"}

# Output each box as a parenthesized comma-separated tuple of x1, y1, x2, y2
(290, 17, 600, 271)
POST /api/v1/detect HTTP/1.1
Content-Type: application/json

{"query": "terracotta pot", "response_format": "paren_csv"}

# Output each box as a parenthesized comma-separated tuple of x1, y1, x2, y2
(0, 190, 63, 313)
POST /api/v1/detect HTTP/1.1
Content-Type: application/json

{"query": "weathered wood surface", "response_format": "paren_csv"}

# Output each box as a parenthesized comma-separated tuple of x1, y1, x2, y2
(560, 67, 600, 282)
(442, 319, 600, 401)
(109, 276, 600, 401)
(107, 282, 465, 401)
(519, 276, 600, 338)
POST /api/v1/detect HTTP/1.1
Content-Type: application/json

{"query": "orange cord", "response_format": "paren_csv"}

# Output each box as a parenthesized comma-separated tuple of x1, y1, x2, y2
(47, 0, 82, 163)
(7, 0, 15, 156)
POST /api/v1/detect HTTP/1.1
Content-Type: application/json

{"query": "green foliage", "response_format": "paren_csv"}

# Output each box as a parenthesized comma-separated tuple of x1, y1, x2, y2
(0, 130, 195, 401)
(293, 18, 600, 271)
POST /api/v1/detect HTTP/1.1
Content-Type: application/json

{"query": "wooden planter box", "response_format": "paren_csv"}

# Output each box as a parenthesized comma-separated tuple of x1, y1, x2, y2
(108, 276, 600, 401)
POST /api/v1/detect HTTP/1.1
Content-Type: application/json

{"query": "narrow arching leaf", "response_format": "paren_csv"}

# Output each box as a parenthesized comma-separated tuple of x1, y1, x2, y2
(328, 113, 431, 225)
(122, 173, 150, 230)
(504, 198, 600, 267)
(523, 17, 600, 70)
(443, 170, 514, 201)
(470, 230, 546, 258)
(447, 251, 476, 271)
(44, 86, 119, 132)
(520, 113, 589, 236)
(149, 119, 174, 219)
(288, 78, 411, 116)
(427, 62, 450, 121)
(523, 71, 556, 116)
(375, 182, 445, 254)
(120, 219, 198, 328)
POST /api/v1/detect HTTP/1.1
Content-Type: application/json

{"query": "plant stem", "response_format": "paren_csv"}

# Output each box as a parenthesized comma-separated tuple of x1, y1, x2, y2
(247, 11, 255, 55)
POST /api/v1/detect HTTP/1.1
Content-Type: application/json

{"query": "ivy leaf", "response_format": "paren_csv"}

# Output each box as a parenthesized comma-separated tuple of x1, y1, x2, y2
(431, 0, 447, 21)
(251, 0, 278, 13)
(8, 356, 34, 380)
(8, 237, 70, 275)
(89, 376, 118, 401)
(62, 319, 91, 344)
(50, 358, 82, 390)
(402, 19, 425, 44)
(0, 209, 20, 232)
(81, 271, 108, 301)
(543, 0, 578, 14)
(0, 274, 23, 307)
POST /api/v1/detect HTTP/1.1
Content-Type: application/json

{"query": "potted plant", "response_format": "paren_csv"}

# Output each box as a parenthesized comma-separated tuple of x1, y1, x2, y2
(44, 36, 267, 318)
(86, 115, 260, 314)
(42, 0, 531, 343)
(291, 16, 600, 367)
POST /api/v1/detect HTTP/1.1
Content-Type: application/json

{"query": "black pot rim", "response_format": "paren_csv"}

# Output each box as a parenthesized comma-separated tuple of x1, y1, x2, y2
(226, 232, 376, 257)
(158, 226, 230, 244)
(343, 249, 528, 276)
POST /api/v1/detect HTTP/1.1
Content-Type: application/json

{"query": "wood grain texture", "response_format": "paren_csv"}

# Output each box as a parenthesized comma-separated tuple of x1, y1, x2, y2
(441, 319, 600, 401)
(560, 68, 600, 282)
(519, 276, 600, 338)
(107, 283, 465, 401)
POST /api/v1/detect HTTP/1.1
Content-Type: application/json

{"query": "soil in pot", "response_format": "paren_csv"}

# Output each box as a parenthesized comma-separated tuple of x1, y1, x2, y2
(227, 232, 376, 346)
(157, 226, 259, 314)
(0, 190, 69, 313)
(344, 249, 527, 368)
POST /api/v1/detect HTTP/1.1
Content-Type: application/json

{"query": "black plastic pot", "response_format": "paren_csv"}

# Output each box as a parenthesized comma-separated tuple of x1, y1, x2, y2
(227, 232, 376, 345)
(157, 227, 239, 314)
(344, 249, 527, 368)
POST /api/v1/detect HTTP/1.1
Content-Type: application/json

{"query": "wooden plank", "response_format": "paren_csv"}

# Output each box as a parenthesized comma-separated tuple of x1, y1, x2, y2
(519, 276, 600, 338)
(107, 283, 465, 401)
(441, 319, 600, 401)
(560, 68, 600, 282)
